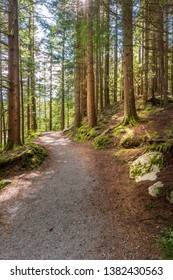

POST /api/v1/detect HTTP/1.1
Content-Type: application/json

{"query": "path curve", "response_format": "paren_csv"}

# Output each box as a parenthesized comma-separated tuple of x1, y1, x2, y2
(0, 132, 121, 259)
(0, 132, 158, 259)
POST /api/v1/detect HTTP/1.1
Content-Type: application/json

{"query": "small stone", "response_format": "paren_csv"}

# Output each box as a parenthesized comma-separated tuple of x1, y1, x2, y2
(167, 191, 173, 204)
(148, 181, 164, 197)
(1, 180, 12, 188)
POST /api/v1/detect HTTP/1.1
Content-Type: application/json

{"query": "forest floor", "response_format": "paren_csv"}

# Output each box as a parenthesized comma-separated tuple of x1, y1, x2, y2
(0, 104, 173, 259)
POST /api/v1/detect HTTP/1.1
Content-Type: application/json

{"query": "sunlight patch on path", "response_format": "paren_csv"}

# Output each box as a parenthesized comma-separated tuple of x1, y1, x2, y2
(39, 132, 71, 146)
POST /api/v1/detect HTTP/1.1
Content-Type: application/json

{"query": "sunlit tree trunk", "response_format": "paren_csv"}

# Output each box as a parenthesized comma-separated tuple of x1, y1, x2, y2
(75, 0, 82, 127)
(86, 0, 97, 127)
(7, 0, 21, 149)
(30, 8, 37, 131)
(49, 46, 53, 131)
(61, 31, 65, 130)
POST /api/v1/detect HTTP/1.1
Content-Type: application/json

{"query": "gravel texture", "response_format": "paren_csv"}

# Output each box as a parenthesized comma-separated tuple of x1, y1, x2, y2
(0, 132, 124, 259)
(0, 132, 162, 260)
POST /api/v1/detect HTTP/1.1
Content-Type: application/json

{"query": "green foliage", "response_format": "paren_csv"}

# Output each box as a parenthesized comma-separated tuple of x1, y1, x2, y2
(21, 144, 48, 170)
(25, 130, 41, 144)
(130, 162, 143, 178)
(0, 180, 3, 190)
(0, 144, 48, 171)
(92, 134, 111, 150)
(130, 153, 163, 179)
(147, 140, 173, 154)
(113, 126, 127, 137)
(121, 137, 141, 149)
(140, 130, 159, 142)
(73, 124, 98, 142)
(158, 226, 173, 259)
(143, 202, 157, 210)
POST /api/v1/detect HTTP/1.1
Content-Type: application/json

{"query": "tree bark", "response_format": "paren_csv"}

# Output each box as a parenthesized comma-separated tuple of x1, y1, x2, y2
(86, 0, 97, 127)
(7, 0, 21, 149)
(122, 0, 138, 124)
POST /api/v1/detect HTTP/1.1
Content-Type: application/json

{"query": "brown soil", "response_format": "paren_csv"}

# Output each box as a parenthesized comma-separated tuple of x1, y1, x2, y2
(0, 106, 173, 259)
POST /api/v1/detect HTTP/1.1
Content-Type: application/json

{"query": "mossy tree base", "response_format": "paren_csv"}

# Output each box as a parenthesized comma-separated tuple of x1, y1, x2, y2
(5, 141, 23, 152)
(121, 115, 139, 126)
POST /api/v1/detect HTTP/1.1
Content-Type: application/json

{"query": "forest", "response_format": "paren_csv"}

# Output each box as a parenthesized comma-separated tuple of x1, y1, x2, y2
(0, 0, 173, 260)
(0, 0, 172, 149)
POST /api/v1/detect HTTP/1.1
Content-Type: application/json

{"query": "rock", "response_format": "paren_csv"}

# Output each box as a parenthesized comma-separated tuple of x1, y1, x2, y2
(167, 191, 173, 204)
(63, 125, 74, 132)
(130, 152, 163, 182)
(148, 181, 164, 197)
(0, 180, 12, 190)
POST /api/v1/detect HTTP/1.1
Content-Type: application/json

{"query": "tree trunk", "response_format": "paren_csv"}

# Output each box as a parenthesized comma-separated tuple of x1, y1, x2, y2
(122, 0, 138, 125)
(86, 0, 97, 127)
(7, 0, 21, 149)
(104, 0, 110, 107)
(144, 0, 149, 102)
(114, 6, 118, 103)
(49, 47, 53, 131)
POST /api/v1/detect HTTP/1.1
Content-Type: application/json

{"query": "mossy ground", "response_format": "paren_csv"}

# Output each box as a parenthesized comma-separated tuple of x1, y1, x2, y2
(0, 143, 48, 180)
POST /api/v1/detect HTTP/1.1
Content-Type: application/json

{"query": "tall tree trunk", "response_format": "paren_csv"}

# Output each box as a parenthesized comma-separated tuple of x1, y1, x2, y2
(49, 47, 53, 131)
(114, 6, 118, 103)
(7, 0, 21, 149)
(61, 32, 65, 130)
(30, 9, 37, 131)
(75, 0, 82, 127)
(104, 0, 110, 106)
(19, 51, 24, 144)
(144, 0, 149, 102)
(122, 0, 138, 124)
(86, 0, 97, 127)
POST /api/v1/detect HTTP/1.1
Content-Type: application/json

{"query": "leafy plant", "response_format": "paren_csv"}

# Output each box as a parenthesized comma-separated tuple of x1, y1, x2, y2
(147, 140, 173, 154)
(92, 134, 111, 150)
(157, 226, 173, 259)
(73, 124, 98, 142)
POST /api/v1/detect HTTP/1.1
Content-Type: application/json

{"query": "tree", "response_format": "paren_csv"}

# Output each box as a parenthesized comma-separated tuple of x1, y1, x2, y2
(122, 0, 138, 125)
(86, 0, 97, 127)
(7, 0, 21, 149)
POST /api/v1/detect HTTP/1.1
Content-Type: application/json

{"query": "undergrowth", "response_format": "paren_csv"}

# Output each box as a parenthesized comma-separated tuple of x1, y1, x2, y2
(72, 124, 99, 142)
(158, 226, 173, 259)
(147, 140, 173, 154)
(92, 134, 111, 150)
(0, 143, 48, 171)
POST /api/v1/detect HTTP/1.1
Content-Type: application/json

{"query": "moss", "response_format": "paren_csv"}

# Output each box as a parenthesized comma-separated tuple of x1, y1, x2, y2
(92, 134, 111, 150)
(121, 115, 139, 126)
(0, 180, 3, 190)
(113, 149, 128, 157)
(113, 126, 127, 137)
(121, 137, 141, 149)
(0, 144, 48, 171)
(21, 144, 48, 170)
(73, 124, 98, 142)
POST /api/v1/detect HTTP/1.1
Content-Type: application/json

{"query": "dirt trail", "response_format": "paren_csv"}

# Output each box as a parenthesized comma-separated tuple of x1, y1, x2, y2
(0, 132, 159, 259)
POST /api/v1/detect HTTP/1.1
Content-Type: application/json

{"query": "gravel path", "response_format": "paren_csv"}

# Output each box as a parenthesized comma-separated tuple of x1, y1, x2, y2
(0, 132, 124, 259)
